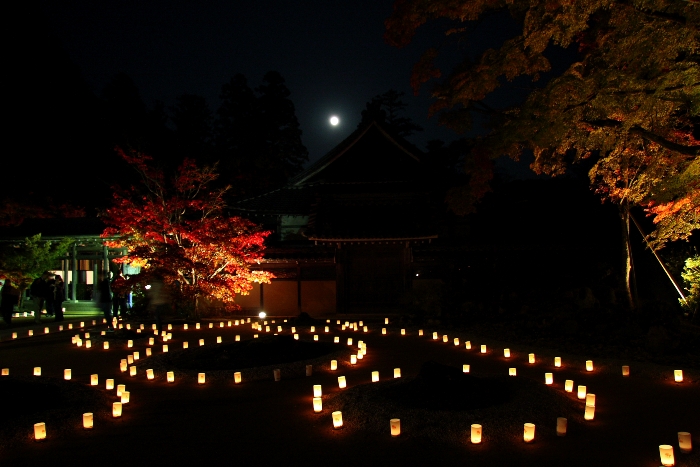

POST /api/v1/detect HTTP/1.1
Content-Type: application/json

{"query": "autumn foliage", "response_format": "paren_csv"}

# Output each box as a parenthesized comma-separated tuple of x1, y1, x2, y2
(101, 149, 273, 315)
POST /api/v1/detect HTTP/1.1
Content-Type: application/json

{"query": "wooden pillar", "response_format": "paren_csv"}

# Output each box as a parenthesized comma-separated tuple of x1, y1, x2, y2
(71, 243, 78, 303)
(103, 245, 110, 277)
(62, 254, 69, 302)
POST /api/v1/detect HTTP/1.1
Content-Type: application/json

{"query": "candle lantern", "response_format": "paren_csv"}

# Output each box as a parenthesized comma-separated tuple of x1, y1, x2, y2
(454, 338, 460, 346)
(127, 355, 134, 364)
(292, 327, 296, 333)
(556, 417, 567, 436)
(313, 397, 322, 413)
(394, 368, 401, 378)
(577, 385, 586, 399)
(199, 339, 204, 346)
(401, 329, 405, 335)
(163, 345, 168, 353)
(12, 332, 17, 339)
(390, 419, 401, 437)
(372, 371, 379, 382)
(678, 432, 692, 453)
(147, 369, 154, 380)
(83, 413, 93, 429)
(90, 374, 98, 386)
(44, 327, 49, 334)
(338, 376, 346, 388)
(313, 384, 322, 397)
(334, 336, 339, 343)
(86, 340, 92, 348)
(1, 369, 8, 376)
(34, 422, 46, 440)
(127, 340, 133, 348)
(674, 370, 683, 382)
(357, 352, 363, 360)
(350, 355, 357, 365)
(133, 351, 139, 360)
(310, 326, 315, 333)
(463, 364, 470, 373)
(217, 336, 222, 344)
(85, 332, 90, 339)
(331, 360, 338, 371)
(182, 341, 189, 349)
(59, 325, 63, 331)
(120, 361, 127, 373)
(80, 321, 84, 327)
(565, 380, 574, 392)
(129, 366, 137, 377)
(265, 326, 270, 332)
(585, 393, 595, 407)
(209, 323, 213, 329)
(443, 335, 448, 343)
(184, 324, 189, 330)
(382, 328, 387, 335)
(586, 360, 593, 371)
(167, 371, 174, 383)
(347, 338, 353, 346)
(106, 379, 114, 390)
(509, 368, 517, 376)
(103, 342, 109, 350)
(545, 373, 553, 385)
(149, 337, 154, 346)
(306, 365, 313, 377)
(433, 332, 438, 340)
(198, 373, 206, 384)
(146, 348, 152, 357)
(234, 372, 242, 384)
(117, 384, 125, 396)
(274, 369, 281, 381)
(152, 324, 157, 330)
(332, 411, 343, 429)
(622, 365, 630, 376)
(28, 330, 33, 336)
(121, 391, 130, 404)
(278, 326, 283, 332)
(554, 357, 561, 367)
(314, 335, 318, 341)
(584, 404, 595, 420)
(481, 345, 487, 353)
(64, 369, 71, 380)
(466, 341, 471, 350)
(471, 424, 482, 444)
(196, 323, 200, 329)
(523, 423, 535, 443)
(659, 445, 675, 466)
(363, 326, 368, 332)
(235, 335, 240, 342)
(418, 330, 423, 336)
(385, 318, 389, 324)
(504, 348, 510, 358)
(34, 367, 41, 376)
(529, 353, 535, 364)
(294, 334, 299, 340)
(113, 402, 122, 418)
(77, 339, 82, 347)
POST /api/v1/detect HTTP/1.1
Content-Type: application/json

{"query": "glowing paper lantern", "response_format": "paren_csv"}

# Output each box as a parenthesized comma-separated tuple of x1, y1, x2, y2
(34, 367, 41, 376)
(565, 380, 574, 392)
(64, 369, 71, 380)
(314, 335, 318, 341)
(199, 339, 204, 346)
(545, 373, 553, 385)
(1, 369, 8, 375)
(577, 385, 586, 399)
(347, 338, 353, 346)
(294, 334, 299, 340)
(390, 419, 401, 437)
(44, 327, 49, 334)
(163, 345, 168, 353)
(529, 353, 535, 364)
(523, 423, 535, 442)
(556, 417, 567, 436)
(209, 323, 213, 329)
(504, 349, 510, 358)
(149, 338, 154, 346)
(83, 413, 93, 429)
(265, 326, 270, 332)
(350, 355, 357, 365)
(77, 339, 83, 347)
(183, 342, 189, 349)
(152, 324, 157, 330)
(465, 341, 471, 350)
(133, 351, 140, 360)
(586, 360, 593, 371)
(385, 318, 389, 324)
(382, 328, 387, 335)
(306, 365, 313, 377)
(401, 329, 405, 335)
(292, 327, 296, 333)
(103, 342, 109, 350)
(313, 385, 322, 397)
(34, 422, 46, 440)
(454, 338, 460, 346)
(113, 402, 122, 417)
(433, 332, 438, 340)
(443, 335, 448, 343)
(217, 336, 222, 344)
(471, 424, 482, 444)
(184, 324, 188, 330)
(147, 369, 154, 380)
(58, 325, 63, 331)
(584, 404, 595, 420)
(117, 384, 125, 396)
(463, 364, 470, 373)
(622, 365, 630, 376)
(146, 348, 152, 357)
(585, 393, 596, 407)
(659, 445, 675, 466)
(127, 355, 134, 364)
(372, 371, 379, 382)
(674, 370, 683, 382)
(278, 326, 283, 332)
(235, 335, 240, 342)
(332, 411, 343, 429)
(90, 374, 98, 386)
(330, 360, 337, 371)
(106, 379, 114, 390)
(334, 336, 339, 343)
(481, 345, 487, 354)
(80, 321, 84, 327)
(121, 391, 130, 404)
(28, 330, 33, 336)
(338, 376, 346, 388)
(196, 323, 200, 329)
(12, 332, 17, 339)
(310, 326, 315, 333)
(554, 357, 561, 367)
(313, 397, 322, 413)
(234, 372, 241, 384)
(418, 329, 423, 336)
(274, 369, 281, 381)
(678, 432, 692, 453)
(127, 340, 133, 348)
(363, 326, 368, 332)
(198, 373, 206, 384)
(509, 368, 517, 376)
(68, 324, 72, 330)
(357, 352, 363, 360)
(86, 340, 92, 348)
(394, 368, 401, 378)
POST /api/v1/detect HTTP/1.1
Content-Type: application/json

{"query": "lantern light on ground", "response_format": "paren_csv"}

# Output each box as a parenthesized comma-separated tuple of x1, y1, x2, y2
(83, 413, 93, 430)
(433, 332, 438, 340)
(463, 364, 470, 373)
(465, 341, 471, 350)
(129, 366, 136, 377)
(334, 336, 339, 343)
(577, 385, 586, 399)
(91, 374, 98, 386)
(274, 369, 281, 381)
(86, 340, 92, 348)
(585, 393, 596, 407)
(350, 355, 357, 365)
(306, 365, 313, 376)
(509, 368, 516, 376)
(523, 423, 535, 443)
(313, 397, 322, 413)
(198, 373, 206, 384)
(146, 348, 152, 357)
(209, 323, 213, 329)
(565, 380, 574, 392)
(64, 369, 71, 380)
(385, 318, 389, 324)
(390, 419, 401, 437)
(196, 323, 200, 329)
(357, 352, 363, 360)
(1, 369, 8, 376)
(167, 371, 174, 383)
(382, 328, 387, 335)
(674, 370, 683, 382)
(12, 332, 17, 339)
(678, 432, 692, 453)
(103, 342, 109, 350)
(372, 371, 379, 382)
(235, 335, 240, 342)
(163, 345, 168, 353)
(584, 404, 595, 420)
(44, 327, 49, 334)
(121, 391, 130, 404)
(113, 402, 122, 418)
(147, 369, 154, 380)
(314, 385, 322, 397)
(133, 351, 139, 360)
(481, 345, 487, 353)
(149, 338, 154, 346)
(183, 342, 189, 349)
(418, 330, 423, 336)
(34, 422, 46, 440)
(184, 324, 188, 330)
(443, 335, 448, 343)
(265, 326, 270, 332)
(555, 357, 561, 367)
(234, 372, 242, 384)
(545, 373, 553, 385)
(117, 384, 125, 396)
(471, 424, 482, 444)
(401, 329, 405, 335)
(586, 360, 594, 371)
(34, 367, 41, 376)
(331, 360, 338, 371)
(77, 339, 82, 347)
(127, 355, 134, 364)
(332, 411, 343, 429)
(504, 349, 510, 358)
(294, 334, 299, 340)
(394, 368, 401, 378)
(347, 338, 353, 346)
(363, 326, 368, 332)
(659, 445, 675, 466)
(314, 335, 318, 341)
(106, 379, 114, 390)
(28, 330, 33, 336)
(278, 326, 283, 332)
(454, 338, 460, 346)
(127, 340, 133, 348)
(557, 417, 567, 436)
(199, 339, 204, 346)
(338, 376, 346, 388)
(217, 336, 222, 344)
(529, 353, 535, 364)
(622, 365, 630, 376)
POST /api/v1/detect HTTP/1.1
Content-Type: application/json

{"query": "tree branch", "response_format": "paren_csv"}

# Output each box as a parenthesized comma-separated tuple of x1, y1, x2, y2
(585, 119, 700, 156)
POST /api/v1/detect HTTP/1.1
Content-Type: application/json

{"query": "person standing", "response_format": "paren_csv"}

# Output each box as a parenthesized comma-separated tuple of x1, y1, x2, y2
(111, 271, 129, 320)
(1, 279, 20, 326)
(51, 275, 66, 321)
(95, 271, 113, 329)
(29, 272, 52, 323)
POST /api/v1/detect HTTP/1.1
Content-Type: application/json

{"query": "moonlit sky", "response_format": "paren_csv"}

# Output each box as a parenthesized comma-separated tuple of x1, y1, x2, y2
(34, 0, 475, 164)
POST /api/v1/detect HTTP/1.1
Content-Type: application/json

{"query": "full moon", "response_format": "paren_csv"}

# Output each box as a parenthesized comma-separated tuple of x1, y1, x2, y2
(329, 116, 339, 126)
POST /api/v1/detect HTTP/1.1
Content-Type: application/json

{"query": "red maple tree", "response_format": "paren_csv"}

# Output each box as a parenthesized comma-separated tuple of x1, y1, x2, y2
(101, 149, 273, 316)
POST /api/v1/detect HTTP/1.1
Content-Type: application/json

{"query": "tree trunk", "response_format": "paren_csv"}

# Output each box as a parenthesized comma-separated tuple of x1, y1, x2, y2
(620, 205, 637, 310)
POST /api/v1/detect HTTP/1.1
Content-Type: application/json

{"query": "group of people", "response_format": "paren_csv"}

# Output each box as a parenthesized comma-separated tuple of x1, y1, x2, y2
(29, 271, 66, 323)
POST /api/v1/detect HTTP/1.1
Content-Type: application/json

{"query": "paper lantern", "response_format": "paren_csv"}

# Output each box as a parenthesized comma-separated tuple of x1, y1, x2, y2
(481, 345, 487, 354)
(199, 339, 204, 346)
(659, 445, 675, 466)
(234, 372, 242, 384)
(313, 397, 322, 413)
(294, 334, 299, 340)
(454, 338, 460, 346)
(77, 339, 83, 347)
(678, 432, 692, 453)
(80, 321, 84, 327)
(163, 345, 168, 353)
(310, 326, 315, 333)
(1, 368, 8, 376)
(44, 327, 49, 334)
(217, 336, 222, 344)
(28, 330, 33, 336)
(331, 360, 338, 371)
(129, 366, 136, 377)
(86, 340, 91, 349)
(209, 323, 213, 329)
(350, 355, 357, 365)
(133, 351, 139, 360)
(382, 328, 387, 335)
(278, 326, 283, 332)
(121, 391, 130, 404)
(112, 402, 122, 417)
(274, 369, 281, 381)
(565, 380, 574, 392)
(83, 412, 93, 429)
(64, 369, 71, 380)
(554, 357, 561, 367)
(465, 341, 471, 350)
(363, 326, 368, 332)
(545, 373, 553, 385)
(182, 341, 189, 349)
(34, 367, 41, 376)
(117, 384, 125, 396)
(357, 352, 363, 360)
(585, 393, 596, 407)
(152, 324, 157, 330)
(394, 368, 401, 378)
(338, 376, 346, 388)
(332, 411, 343, 429)
(148, 337, 154, 346)
(291, 327, 296, 333)
(418, 329, 423, 336)
(463, 364, 470, 373)
(443, 335, 449, 343)
(68, 323, 73, 330)
(313, 384, 322, 397)
(184, 324, 189, 330)
(127, 340, 133, 348)
(390, 418, 401, 437)
(106, 379, 114, 390)
(127, 355, 134, 364)
(145, 348, 152, 357)
(471, 424, 482, 444)
(385, 318, 389, 324)
(235, 335, 240, 342)
(306, 365, 313, 376)
(198, 373, 206, 384)
(34, 422, 46, 440)
(58, 325, 63, 331)
(504, 348, 510, 358)
(147, 369, 154, 380)
(523, 423, 535, 442)
(90, 374, 98, 386)
(556, 417, 567, 436)
(433, 332, 438, 340)
(103, 342, 109, 350)
(401, 329, 405, 335)
(586, 360, 593, 372)
(347, 338, 353, 346)
(577, 385, 586, 399)
(196, 323, 200, 329)
(314, 335, 318, 341)
(509, 368, 517, 376)
(674, 370, 683, 382)
(12, 332, 17, 339)
(528, 353, 535, 364)
(584, 404, 595, 420)
(372, 371, 379, 382)
(622, 365, 630, 376)
(265, 326, 270, 332)
(334, 336, 339, 343)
